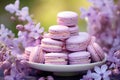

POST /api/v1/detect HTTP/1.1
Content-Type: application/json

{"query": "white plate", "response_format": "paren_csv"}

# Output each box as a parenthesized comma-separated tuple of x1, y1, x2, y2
(27, 54, 107, 72)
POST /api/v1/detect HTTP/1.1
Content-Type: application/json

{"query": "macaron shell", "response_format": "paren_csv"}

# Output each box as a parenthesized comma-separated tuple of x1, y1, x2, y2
(68, 51, 90, 59)
(41, 38, 63, 46)
(87, 44, 101, 62)
(41, 45, 62, 52)
(66, 32, 90, 44)
(66, 41, 89, 51)
(49, 25, 69, 32)
(57, 11, 78, 18)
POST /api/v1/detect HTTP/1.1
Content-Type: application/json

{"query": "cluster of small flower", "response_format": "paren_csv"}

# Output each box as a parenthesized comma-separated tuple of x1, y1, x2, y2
(80, 0, 120, 80)
(5, 0, 44, 54)
(80, 0, 116, 53)
(0, 41, 29, 80)
(80, 64, 111, 80)
(0, 0, 44, 80)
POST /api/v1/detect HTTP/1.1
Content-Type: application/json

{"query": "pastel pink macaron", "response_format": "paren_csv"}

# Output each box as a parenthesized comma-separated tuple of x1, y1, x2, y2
(49, 25, 70, 40)
(87, 42, 105, 62)
(68, 51, 91, 65)
(41, 38, 64, 52)
(29, 46, 44, 63)
(24, 47, 33, 60)
(57, 11, 78, 26)
(66, 32, 91, 51)
(69, 25, 79, 36)
(44, 53, 68, 65)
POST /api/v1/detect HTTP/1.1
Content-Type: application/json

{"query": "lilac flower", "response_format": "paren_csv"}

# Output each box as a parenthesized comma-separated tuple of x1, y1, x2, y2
(4, 75, 14, 80)
(5, 0, 32, 22)
(92, 65, 111, 80)
(29, 23, 44, 39)
(88, 0, 105, 8)
(0, 24, 14, 39)
(80, 70, 93, 80)
(107, 54, 120, 66)
(0, 24, 15, 48)
(16, 7, 32, 22)
(5, 0, 19, 14)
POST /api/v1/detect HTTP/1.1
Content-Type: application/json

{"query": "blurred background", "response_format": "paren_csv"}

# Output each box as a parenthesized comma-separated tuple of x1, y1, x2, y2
(0, 0, 91, 35)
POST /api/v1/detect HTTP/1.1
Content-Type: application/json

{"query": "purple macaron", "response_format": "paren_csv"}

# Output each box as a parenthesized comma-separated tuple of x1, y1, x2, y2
(66, 32, 91, 51)
(49, 25, 70, 40)
(57, 11, 78, 26)
(44, 53, 68, 65)
(68, 51, 91, 65)
(41, 38, 64, 52)
(87, 42, 105, 62)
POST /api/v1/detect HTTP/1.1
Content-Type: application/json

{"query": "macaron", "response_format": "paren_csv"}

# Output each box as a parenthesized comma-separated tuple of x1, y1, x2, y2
(41, 38, 64, 52)
(66, 32, 91, 51)
(29, 46, 44, 63)
(49, 25, 70, 40)
(57, 11, 78, 26)
(68, 51, 91, 65)
(87, 42, 105, 62)
(69, 25, 79, 36)
(24, 47, 33, 60)
(44, 53, 68, 65)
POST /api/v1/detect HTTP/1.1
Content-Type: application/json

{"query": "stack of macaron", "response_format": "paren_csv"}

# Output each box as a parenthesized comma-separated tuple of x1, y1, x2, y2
(57, 11, 79, 36)
(41, 25, 70, 65)
(28, 11, 105, 65)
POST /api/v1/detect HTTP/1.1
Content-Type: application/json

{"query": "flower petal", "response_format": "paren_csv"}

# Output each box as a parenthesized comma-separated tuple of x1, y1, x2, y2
(103, 76, 110, 80)
(91, 73, 101, 80)
(94, 66, 101, 74)
(5, 4, 16, 14)
(103, 70, 111, 77)
(101, 64, 108, 73)
(14, 0, 20, 10)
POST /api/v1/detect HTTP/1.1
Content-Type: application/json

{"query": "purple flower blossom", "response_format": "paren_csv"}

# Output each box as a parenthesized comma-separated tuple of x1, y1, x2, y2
(5, 0, 32, 22)
(0, 24, 14, 39)
(5, 0, 19, 14)
(80, 70, 93, 80)
(29, 23, 44, 39)
(4, 75, 14, 80)
(92, 65, 111, 80)
(16, 7, 32, 22)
